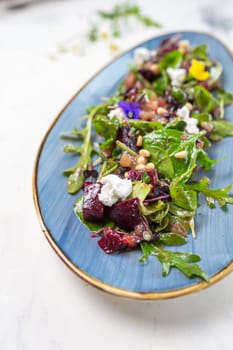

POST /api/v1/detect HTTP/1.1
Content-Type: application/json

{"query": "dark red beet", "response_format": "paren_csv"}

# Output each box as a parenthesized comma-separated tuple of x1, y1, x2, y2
(83, 182, 104, 222)
(98, 227, 141, 254)
(108, 197, 141, 230)
(98, 228, 127, 253)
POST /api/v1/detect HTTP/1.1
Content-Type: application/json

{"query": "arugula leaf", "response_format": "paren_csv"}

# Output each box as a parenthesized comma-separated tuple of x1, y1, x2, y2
(194, 85, 219, 113)
(66, 104, 106, 194)
(171, 87, 187, 104)
(186, 44, 209, 61)
(131, 181, 151, 203)
(146, 145, 174, 179)
(143, 129, 205, 181)
(216, 88, 233, 105)
(167, 213, 191, 236)
(62, 144, 82, 154)
(197, 148, 216, 171)
(153, 70, 169, 96)
(191, 111, 213, 123)
(209, 120, 233, 141)
(128, 119, 163, 133)
(141, 200, 166, 217)
(93, 114, 121, 150)
(140, 242, 209, 281)
(159, 232, 187, 245)
(170, 184, 197, 211)
(148, 202, 170, 223)
(159, 50, 182, 69)
(185, 177, 233, 207)
(169, 203, 195, 219)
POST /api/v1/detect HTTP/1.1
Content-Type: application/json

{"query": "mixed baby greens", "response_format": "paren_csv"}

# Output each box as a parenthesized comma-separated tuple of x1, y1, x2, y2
(61, 36, 233, 281)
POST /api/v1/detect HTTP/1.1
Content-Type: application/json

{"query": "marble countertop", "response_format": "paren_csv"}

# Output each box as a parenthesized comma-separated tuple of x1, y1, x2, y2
(1, 0, 233, 349)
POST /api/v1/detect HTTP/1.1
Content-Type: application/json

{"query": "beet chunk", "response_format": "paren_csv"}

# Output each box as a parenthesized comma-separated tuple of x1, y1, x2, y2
(98, 227, 141, 254)
(108, 197, 141, 230)
(98, 228, 127, 254)
(83, 182, 104, 222)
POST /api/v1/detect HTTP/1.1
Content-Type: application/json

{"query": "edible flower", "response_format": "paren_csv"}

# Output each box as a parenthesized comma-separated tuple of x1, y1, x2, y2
(189, 59, 210, 81)
(118, 101, 140, 119)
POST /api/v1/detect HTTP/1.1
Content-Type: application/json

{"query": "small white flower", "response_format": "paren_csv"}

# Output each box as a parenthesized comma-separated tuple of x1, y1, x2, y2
(167, 67, 186, 86)
(177, 105, 199, 134)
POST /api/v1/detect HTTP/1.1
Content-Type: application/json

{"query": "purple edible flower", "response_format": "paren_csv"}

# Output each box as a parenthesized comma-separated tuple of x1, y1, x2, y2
(118, 100, 140, 120)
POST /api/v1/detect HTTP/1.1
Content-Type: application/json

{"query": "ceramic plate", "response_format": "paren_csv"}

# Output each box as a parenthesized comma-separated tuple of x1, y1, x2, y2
(33, 31, 233, 299)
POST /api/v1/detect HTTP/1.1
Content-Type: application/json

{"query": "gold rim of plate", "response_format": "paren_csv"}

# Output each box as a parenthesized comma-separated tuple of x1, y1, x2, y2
(32, 30, 233, 300)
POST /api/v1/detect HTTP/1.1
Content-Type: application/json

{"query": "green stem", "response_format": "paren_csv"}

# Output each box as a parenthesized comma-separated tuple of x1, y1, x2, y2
(102, 163, 119, 178)
(116, 140, 138, 156)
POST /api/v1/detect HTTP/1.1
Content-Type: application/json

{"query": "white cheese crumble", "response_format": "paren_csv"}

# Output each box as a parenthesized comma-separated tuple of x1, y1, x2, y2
(176, 105, 199, 134)
(167, 67, 186, 86)
(108, 107, 125, 119)
(98, 174, 132, 207)
(133, 47, 151, 67)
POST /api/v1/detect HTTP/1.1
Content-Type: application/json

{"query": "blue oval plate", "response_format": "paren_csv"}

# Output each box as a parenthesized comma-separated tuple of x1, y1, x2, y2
(33, 31, 233, 299)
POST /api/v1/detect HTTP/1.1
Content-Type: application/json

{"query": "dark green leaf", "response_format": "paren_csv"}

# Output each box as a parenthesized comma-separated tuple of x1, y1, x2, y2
(210, 120, 233, 138)
(170, 184, 197, 211)
(128, 119, 163, 133)
(217, 88, 233, 105)
(159, 50, 182, 69)
(185, 177, 233, 207)
(171, 87, 187, 104)
(197, 148, 216, 171)
(159, 232, 187, 245)
(186, 44, 209, 61)
(139, 242, 209, 281)
(153, 70, 169, 96)
(194, 85, 219, 113)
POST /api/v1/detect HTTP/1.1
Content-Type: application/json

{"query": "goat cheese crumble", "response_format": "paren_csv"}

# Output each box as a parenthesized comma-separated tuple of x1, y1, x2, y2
(167, 67, 186, 86)
(176, 105, 199, 134)
(98, 174, 132, 207)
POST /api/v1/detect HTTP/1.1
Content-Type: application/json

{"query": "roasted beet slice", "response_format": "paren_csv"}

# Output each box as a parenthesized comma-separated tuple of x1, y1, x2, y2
(98, 228, 127, 253)
(98, 227, 141, 254)
(108, 197, 141, 230)
(83, 182, 104, 222)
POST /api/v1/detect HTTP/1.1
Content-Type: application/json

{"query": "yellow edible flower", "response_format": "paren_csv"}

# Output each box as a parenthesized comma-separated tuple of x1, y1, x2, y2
(189, 59, 210, 81)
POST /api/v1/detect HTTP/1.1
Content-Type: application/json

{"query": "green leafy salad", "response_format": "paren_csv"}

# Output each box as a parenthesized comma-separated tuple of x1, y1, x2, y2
(61, 36, 233, 281)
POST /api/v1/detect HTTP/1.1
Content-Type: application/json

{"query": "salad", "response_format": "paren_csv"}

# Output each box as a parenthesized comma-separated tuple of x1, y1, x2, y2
(61, 36, 233, 281)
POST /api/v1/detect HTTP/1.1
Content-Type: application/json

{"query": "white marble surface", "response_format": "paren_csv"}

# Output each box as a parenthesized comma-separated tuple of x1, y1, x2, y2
(1, 0, 233, 349)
